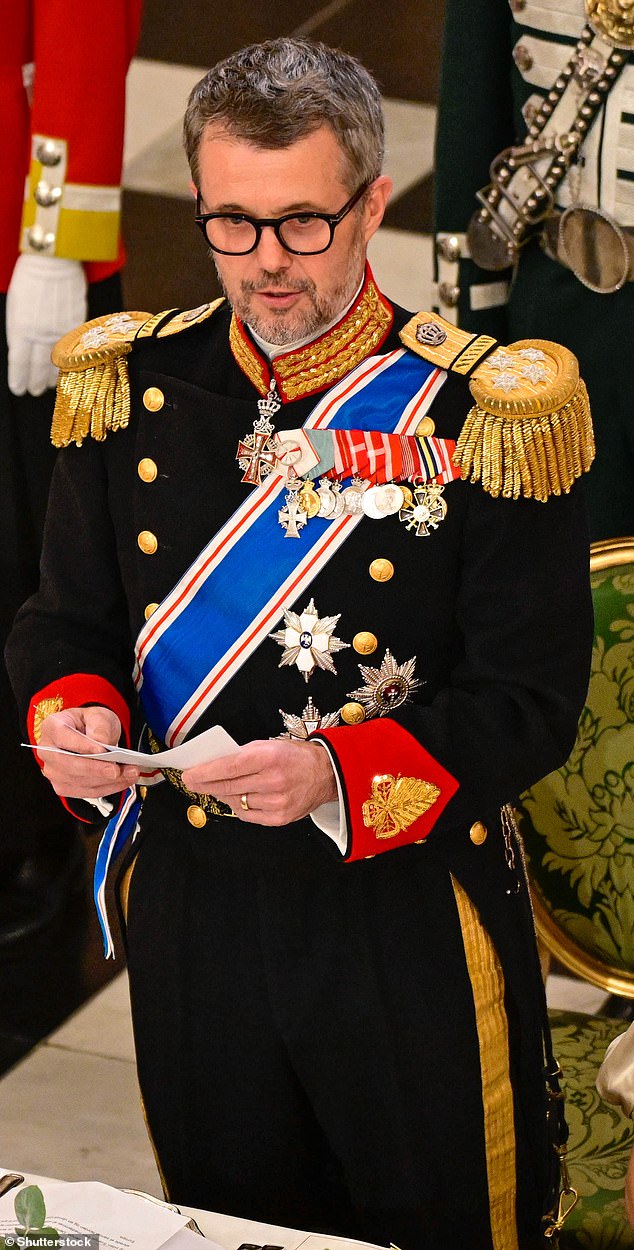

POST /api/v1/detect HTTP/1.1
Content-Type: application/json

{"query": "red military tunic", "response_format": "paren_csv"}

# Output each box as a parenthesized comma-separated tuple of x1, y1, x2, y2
(0, 0, 143, 294)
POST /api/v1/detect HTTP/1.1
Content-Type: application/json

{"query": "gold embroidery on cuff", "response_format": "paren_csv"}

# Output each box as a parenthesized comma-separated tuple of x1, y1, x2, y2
(362, 772, 441, 840)
(33, 695, 64, 743)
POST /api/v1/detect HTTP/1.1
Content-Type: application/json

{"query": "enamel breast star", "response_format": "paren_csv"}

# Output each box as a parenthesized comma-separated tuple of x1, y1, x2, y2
(269, 597, 350, 682)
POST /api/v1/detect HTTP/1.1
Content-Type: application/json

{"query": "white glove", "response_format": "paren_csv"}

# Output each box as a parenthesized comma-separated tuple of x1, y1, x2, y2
(7, 253, 88, 397)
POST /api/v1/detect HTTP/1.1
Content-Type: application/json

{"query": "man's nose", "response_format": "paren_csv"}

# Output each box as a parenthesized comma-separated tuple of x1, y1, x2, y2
(255, 225, 293, 269)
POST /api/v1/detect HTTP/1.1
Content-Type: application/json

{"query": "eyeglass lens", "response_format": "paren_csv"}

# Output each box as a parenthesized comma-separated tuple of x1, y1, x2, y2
(205, 214, 332, 255)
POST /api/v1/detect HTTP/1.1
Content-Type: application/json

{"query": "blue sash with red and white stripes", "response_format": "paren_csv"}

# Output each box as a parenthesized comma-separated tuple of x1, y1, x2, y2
(134, 348, 447, 747)
(96, 346, 449, 955)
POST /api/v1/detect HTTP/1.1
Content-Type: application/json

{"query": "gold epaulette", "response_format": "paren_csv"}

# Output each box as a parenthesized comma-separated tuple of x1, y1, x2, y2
(50, 299, 225, 448)
(400, 312, 595, 502)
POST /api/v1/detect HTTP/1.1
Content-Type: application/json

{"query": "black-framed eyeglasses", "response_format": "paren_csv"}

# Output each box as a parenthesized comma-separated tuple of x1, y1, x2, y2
(194, 181, 370, 256)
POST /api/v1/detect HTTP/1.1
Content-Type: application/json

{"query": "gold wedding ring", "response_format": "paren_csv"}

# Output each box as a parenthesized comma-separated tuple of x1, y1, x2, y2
(240, 794, 250, 812)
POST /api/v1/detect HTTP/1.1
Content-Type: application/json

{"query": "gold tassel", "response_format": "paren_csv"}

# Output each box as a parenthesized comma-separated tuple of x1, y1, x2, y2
(49, 305, 223, 449)
(454, 380, 594, 502)
(51, 349, 132, 449)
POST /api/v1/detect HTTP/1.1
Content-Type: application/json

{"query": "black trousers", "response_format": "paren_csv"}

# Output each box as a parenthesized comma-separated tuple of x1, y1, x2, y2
(0, 275, 121, 862)
(125, 785, 551, 1250)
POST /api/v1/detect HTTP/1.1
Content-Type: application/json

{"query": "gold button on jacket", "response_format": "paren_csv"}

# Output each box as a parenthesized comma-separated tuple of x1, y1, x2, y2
(138, 530, 158, 555)
(341, 702, 366, 725)
(469, 821, 488, 846)
(369, 558, 394, 583)
(187, 805, 207, 828)
(144, 602, 159, 620)
(143, 386, 165, 412)
(353, 631, 378, 655)
(138, 458, 158, 483)
(415, 416, 435, 437)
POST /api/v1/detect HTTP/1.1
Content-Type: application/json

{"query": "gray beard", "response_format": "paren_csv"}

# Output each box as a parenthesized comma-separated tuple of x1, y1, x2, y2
(214, 237, 366, 347)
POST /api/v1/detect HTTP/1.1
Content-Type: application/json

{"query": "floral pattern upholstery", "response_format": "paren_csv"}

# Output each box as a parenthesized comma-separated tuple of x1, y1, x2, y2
(518, 557, 634, 984)
(551, 1011, 634, 1248)
(515, 543, 634, 1243)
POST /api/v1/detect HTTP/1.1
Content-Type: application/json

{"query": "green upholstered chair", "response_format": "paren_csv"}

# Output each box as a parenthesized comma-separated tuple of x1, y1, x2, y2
(516, 538, 634, 1246)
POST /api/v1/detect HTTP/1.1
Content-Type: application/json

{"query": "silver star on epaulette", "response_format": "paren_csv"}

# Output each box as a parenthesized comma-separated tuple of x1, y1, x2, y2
(279, 697, 341, 739)
(520, 363, 548, 383)
(270, 597, 349, 681)
(79, 326, 109, 350)
(103, 313, 137, 335)
(487, 350, 517, 372)
(517, 348, 546, 362)
(492, 371, 520, 393)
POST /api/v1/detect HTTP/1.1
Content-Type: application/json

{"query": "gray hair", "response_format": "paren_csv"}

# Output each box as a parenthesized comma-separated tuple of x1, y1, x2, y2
(184, 37, 385, 192)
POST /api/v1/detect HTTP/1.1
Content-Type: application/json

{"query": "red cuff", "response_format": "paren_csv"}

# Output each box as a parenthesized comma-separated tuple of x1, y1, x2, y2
(27, 674, 132, 821)
(313, 718, 459, 860)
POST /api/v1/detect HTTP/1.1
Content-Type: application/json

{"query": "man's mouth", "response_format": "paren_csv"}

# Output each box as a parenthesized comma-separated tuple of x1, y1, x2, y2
(255, 289, 303, 305)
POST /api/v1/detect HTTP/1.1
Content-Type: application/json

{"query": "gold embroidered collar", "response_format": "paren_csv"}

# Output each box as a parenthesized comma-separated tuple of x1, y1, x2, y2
(229, 267, 393, 401)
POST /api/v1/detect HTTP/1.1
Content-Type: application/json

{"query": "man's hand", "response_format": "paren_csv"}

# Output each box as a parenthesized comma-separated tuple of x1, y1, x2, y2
(7, 254, 88, 396)
(182, 739, 337, 824)
(38, 706, 140, 798)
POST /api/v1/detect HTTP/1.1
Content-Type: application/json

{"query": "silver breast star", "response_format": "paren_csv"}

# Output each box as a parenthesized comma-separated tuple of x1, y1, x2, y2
(270, 597, 350, 681)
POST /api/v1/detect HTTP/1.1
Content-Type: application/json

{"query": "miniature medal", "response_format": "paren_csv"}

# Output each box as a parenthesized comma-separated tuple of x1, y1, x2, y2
(269, 597, 350, 681)
(236, 380, 281, 485)
(298, 481, 321, 518)
(316, 479, 345, 519)
(279, 697, 341, 739)
(399, 483, 448, 537)
(340, 476, 369, 514)
(278, 486, 308, 538)
(347, 649, 421, 717)
(361, 483, 404, 519)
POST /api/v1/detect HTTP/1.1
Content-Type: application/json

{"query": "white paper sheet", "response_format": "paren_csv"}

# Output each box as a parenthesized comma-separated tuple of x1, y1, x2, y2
(23, 725, 240, 773)
(0, 1175, 190, 1250)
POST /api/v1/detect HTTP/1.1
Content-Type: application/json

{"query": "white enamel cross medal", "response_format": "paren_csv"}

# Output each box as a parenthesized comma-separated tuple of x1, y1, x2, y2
(278, 486, 308, 538)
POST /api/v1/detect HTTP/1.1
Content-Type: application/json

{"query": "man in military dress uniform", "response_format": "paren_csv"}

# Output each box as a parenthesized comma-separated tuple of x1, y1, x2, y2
(7, 38, 594, 1250)
(1, 0, 142, 944)
(434, 0, 634, 541)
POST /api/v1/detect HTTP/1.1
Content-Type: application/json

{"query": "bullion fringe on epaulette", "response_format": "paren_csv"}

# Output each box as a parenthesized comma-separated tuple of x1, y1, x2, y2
(453, 379, 595, 502)
(51, 351, 133, 448)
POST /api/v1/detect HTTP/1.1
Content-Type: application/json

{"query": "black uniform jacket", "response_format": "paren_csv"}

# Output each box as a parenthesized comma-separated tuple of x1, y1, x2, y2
(5, 278, 593, 953)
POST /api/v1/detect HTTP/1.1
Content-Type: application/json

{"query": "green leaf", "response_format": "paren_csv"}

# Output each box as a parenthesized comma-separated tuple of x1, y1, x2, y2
(39, 1227, 62, 1243)
(15, 1185, 47, 1231)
